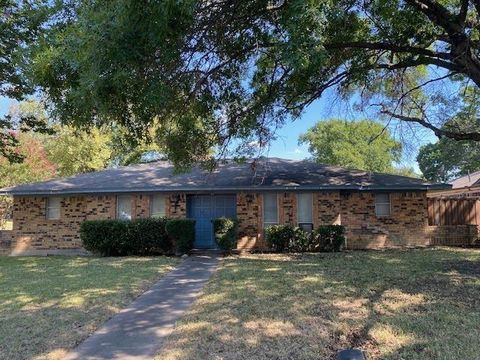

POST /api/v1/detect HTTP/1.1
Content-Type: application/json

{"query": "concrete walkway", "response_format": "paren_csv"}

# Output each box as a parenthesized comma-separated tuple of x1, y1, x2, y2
(64, 254, 220, 360)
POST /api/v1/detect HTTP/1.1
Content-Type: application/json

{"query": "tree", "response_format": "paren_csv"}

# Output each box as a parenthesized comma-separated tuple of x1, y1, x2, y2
(0, 132, 56, 188)
(30, 1, 480, 167)
(417, 139, 480, 182)
(6, 100, 114, 177)
(43, 127, 112, 177)
(299, 119, 402, 173)
(417, 88, 480, 182)
(0, 1, 54, 162)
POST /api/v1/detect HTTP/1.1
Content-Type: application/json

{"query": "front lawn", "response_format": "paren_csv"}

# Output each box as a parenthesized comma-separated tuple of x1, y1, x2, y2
(158, 248, 480, 360)
(0, 256, 179, 360)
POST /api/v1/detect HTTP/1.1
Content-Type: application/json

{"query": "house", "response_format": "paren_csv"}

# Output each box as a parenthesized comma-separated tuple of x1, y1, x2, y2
(0, 157, 461, 255)
(428, 170, 480, 198)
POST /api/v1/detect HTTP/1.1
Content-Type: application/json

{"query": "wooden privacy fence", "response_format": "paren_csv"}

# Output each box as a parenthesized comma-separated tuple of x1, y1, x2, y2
(428, 198, 480, 226)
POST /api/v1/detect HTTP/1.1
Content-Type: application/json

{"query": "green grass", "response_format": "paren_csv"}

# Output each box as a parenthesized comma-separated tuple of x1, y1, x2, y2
(158, 248, 480, 360)
(0, 256, 179, 360)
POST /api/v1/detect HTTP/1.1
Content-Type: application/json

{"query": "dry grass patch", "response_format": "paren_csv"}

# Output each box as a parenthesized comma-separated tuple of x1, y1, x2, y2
(157, 248, 480, 360)
(0, 256, 179, 360)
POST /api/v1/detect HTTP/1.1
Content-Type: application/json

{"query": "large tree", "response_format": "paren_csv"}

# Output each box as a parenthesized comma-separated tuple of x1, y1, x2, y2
(0, 132, 56, 188)
(0, 0, 55, 162)
(299, 119, 402, 173)
(6, 100, 114, 177)
(417, 135, 480, 182)
(31, 0, 480, 167)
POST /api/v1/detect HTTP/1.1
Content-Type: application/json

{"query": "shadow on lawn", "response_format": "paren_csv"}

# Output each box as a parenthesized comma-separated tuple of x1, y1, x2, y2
(158, 249, 480, 360)
(0, 256, 177, 360)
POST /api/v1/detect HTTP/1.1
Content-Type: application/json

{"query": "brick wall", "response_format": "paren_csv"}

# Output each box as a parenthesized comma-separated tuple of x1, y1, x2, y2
(166, 193, 187, 218)
(7, 190, 473, 255)
(340, 192, 431, 249)
(9, 193, 174, 255)
(313, 192, 341, 227)
(236, 192, 263, 250)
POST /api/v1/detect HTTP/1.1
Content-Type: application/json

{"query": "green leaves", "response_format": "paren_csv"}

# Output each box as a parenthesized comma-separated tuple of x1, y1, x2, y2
(299, 119, 402, 173)
(25, 0, 480, 168)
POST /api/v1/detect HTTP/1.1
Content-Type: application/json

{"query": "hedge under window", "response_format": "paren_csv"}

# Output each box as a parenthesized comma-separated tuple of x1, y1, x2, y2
(46, 197, 61, 220)
(375, 193, 391, 217)
(116, 195, 132, 220)
(150, 194, 166, 218)
(297, 193, 313, 232)
(263, 193, 278, 227)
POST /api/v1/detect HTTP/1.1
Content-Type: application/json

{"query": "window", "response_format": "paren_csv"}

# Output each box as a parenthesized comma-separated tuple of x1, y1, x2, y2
(297, 193, 313, 232)
(375, 193, 391, 217)
(116, 195, 132, 220)
(150, 194, 166, 218)
(263, 193, 278, 227)
(46, 197, 61, 220)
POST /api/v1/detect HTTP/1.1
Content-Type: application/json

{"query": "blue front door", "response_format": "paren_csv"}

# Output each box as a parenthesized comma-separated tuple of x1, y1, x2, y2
(187, 195, 236, 249)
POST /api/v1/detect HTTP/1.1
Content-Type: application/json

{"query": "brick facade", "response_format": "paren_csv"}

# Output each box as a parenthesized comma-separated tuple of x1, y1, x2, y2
(2, 190, 474, 255)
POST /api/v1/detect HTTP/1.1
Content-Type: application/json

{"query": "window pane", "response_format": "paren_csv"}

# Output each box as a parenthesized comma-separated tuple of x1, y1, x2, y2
(375, 203, 391, 216)
(375, 193, 391, 216)
(117, 195, 132, 220)
(46, 197, 61, 220)
(263, 193, 278, 224)
(297, 193, 313, 224)
(375, 193, 390, 204)
(150, 194, 165, 217)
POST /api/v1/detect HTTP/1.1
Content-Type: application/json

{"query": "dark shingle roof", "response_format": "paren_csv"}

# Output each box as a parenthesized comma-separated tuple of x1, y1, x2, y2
(0, 157, 450, 195)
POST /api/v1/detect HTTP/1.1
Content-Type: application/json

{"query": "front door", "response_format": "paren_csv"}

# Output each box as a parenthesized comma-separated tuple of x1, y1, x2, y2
(187, 195, 236, 249)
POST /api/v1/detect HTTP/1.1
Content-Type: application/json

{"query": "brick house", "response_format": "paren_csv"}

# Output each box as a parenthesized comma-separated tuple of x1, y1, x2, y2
(0, 157, 455, 255)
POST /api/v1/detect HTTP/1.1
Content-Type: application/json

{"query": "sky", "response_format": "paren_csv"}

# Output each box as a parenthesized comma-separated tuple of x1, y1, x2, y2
(0, 91, 436, 171)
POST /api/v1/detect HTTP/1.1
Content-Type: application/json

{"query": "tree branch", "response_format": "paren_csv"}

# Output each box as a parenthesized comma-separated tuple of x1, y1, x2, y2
(326, 41, 451, 60)
(381, 110, 480, 141)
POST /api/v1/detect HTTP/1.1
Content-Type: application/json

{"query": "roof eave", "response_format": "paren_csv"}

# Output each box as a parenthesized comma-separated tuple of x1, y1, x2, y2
(0, 183, 451, 196)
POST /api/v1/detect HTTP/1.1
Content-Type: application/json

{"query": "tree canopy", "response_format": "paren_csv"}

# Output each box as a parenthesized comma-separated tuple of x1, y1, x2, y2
(299, 119, 402, 173)
(25, 0, 480, 168)
(417, 136, 480, 182)
(0, 0, 54, 162)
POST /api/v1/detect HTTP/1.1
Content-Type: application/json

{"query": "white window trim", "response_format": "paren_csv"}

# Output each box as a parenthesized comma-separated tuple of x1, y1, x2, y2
(375, 193, 391, 217)
(150, 194, 166, 218)
(46, 197, 61, 220)
(297, 192, 313, 226)
(116, 195, 132, 220)
(263, 193, 279, 227)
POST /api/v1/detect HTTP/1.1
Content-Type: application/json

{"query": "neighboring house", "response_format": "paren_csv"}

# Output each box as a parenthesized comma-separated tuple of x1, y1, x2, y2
(429, 170, 480, 198)
(0, 157, 457, 255)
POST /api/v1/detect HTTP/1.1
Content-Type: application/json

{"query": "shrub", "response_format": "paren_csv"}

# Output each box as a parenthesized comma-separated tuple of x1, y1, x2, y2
(128, 218, 171, 255)
(313, 225, 346, 252)
(289, 227, 311, 252)
(212, 217, 238, 251)
(265, 224, 296, 252)
(81, 220, 128, 256)
(80, 218, 172, 256)
(265, 223, 346, 253)
(165, 218, 196, 254)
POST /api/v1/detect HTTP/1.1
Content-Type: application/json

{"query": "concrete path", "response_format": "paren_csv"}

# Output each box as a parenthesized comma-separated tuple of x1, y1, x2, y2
(64, 254, 220, 360)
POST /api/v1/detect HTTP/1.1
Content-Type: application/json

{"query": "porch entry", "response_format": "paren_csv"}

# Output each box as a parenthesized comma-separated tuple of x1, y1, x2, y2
(187, 194, 236, 249)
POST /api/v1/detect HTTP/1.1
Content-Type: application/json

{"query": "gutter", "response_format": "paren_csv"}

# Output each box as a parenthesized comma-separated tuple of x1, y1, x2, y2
(0, 183, 452, 196)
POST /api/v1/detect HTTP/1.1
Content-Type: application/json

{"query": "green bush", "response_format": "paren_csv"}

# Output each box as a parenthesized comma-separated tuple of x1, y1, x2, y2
(289, 227, 311, 252)
(165, 218, 196, 254)
(128, 218, 171, 255)
(314, 225, 345, 252)
(265, 224, 296, 252)
(80, 218, 172, 256)
(265, 224, 346, 253)
(212, 217, 238, 251)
